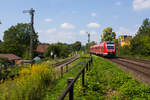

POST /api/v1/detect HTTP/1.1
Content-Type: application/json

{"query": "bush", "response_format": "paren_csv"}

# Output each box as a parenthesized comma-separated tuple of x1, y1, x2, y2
(117, 45, 131, 56)
(44, 43, 70, 59)
(0, 63, 55, 100)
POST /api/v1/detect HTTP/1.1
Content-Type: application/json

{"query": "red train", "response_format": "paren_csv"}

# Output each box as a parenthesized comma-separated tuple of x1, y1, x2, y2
(90, 41, 116, 57)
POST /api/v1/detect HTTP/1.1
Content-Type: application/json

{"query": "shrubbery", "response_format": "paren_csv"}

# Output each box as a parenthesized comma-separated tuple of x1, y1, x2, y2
(118, 18, 150, 58)
(44, 43, 71, 58)
(0, 63, 55, 100)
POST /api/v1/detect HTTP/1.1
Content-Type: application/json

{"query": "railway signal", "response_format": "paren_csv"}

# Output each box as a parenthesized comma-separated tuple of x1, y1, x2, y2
(86, 32, 90, 54)
(23, 8, 35, 59)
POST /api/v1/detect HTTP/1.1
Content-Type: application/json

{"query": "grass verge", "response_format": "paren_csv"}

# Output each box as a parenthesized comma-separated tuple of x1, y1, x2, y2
(73, 56, 150, 100)
(44, 57, 88, 100)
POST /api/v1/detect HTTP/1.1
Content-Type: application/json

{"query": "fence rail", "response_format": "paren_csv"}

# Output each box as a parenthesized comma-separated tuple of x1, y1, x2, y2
(58, 56, 93, 100)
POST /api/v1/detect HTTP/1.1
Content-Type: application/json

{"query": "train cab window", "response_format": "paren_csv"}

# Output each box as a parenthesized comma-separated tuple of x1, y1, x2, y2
(107, 46, 114, 50)
(107, 42, 114, 50)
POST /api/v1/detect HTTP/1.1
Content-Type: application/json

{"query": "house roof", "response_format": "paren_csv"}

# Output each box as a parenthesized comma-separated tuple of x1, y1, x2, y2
(35, 45, 49, 53)
(0, 54, 21, 60)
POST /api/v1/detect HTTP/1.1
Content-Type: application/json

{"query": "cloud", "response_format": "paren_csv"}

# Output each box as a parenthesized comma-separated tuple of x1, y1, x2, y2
(90, 31, 97, 35)
(115, 2, 121, 6)
(37, 28, 57, 34)
(37, 28, 76, 43)
(80, 30, 86, 35)
(45, 28, 57, 33)
(133, 0, 150, 10)
(61, 22, 75, 29)
(91, 12, 96, 17)
(117, 27, 137, 36)
(113, 15, 119, 19)
(87, 22, 100, 28)
(44, 18, 53, 22)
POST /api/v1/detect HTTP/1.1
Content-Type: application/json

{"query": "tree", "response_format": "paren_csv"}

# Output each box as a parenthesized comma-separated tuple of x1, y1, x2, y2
(138, 18, 150, 36)
(130, 18, 150, 56)
(44, 43, 71, 58)
(0, 40, 2, 53)
(101, 27, 116, 41)
(81, 41, 96, 53)
(1, 23, 39, 57)
(72, 41, 81, 51)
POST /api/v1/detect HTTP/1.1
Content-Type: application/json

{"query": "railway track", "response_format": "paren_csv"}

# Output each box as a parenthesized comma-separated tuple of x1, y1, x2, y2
(54, 55, 79, 67)
(117, 56, 150, 65)
(106, 57, 150, 85)
(54, 55, 80, 68)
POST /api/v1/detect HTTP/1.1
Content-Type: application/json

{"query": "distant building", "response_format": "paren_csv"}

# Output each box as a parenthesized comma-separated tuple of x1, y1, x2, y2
(118, 35, 132, 47)
(0, 54, 22, 65)
(0, 54, 21, 61)
(35, 45, 49, 58)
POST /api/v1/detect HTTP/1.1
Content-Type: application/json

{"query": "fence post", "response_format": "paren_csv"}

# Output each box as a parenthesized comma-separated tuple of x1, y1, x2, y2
(61, 67, 63, 77)
(67, 78, 74, 100)
(66, 64, 68, 72)
(90, 57, 92, 66)
(86, 63, 88, 71)
(82, 68, 85, 87)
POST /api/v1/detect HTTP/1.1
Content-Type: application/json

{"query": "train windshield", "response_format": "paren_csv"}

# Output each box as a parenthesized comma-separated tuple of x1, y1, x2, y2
(107, 42, 114, 50)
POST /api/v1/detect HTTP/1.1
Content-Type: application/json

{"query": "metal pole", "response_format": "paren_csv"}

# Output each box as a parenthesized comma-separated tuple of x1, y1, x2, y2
(86, 32, 90, 55)
(30, 8, 35, 59)
(23, 8, 35, 59)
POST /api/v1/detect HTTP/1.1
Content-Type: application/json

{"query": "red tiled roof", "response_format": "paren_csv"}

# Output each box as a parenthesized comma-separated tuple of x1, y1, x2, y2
(0, 54, 21, 60)
(35, 45, 49, 53)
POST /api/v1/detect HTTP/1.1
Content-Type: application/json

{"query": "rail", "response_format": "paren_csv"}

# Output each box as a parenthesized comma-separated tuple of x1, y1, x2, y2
(54, 55, 80, 67)
(58, 56, 93, 100)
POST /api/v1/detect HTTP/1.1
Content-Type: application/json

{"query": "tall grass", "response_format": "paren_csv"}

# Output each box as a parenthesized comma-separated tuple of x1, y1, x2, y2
(0, 63, 55, 100)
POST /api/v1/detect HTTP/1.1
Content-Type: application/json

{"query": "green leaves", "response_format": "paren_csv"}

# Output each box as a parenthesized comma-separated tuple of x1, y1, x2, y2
(74, 56, 150, 99)
(44, 43, 71, 58)
(130, 18, 150, 56)
(101, 27, 116, 42)
(119, 18, 150, 57)
(1, 23, 39, 57)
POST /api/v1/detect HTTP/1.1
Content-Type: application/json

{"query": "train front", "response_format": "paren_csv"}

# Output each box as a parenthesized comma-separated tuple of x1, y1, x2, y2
(106, 41, 116, 57)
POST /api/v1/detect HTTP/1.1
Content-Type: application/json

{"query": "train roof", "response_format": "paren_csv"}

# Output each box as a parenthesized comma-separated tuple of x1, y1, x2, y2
(90, 41, 115, 48)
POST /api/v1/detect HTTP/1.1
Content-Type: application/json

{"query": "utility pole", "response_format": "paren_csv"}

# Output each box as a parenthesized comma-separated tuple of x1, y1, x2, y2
(23, 8, 35, 59)
(86, 32, 90, 54)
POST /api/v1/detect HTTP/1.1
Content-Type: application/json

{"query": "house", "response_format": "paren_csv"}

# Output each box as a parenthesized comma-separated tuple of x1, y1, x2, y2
(118, 35, 132, 47)
(35, 45, 49, 58)
(0, 54, 21, 61)
(0, 54, 21, 65)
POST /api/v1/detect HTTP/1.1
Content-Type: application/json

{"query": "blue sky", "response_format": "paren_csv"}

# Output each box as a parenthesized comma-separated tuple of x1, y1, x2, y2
(0, 0, 150, 44)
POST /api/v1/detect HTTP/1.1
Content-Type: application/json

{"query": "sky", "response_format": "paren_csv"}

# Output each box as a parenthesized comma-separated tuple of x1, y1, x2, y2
(0, 0, 150, 45)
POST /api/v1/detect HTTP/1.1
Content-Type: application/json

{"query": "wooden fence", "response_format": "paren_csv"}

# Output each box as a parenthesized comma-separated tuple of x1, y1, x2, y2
(58, 56, 93, 100)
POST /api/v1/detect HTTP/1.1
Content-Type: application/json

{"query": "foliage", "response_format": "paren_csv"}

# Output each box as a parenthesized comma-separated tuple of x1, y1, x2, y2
(0, 58, 10, 80)
(1, 23, 39, 58)
(0, 57, 9, 64)
(71, 41, 81, 51)
(117, 45, 131, 56)
(44, 57, 87, 100)
(131, 18, 150, 56)
(44, 43, 71, 58)
(81, 41, 96, 53)
(74, 56, 150, 99)
(0, 63, 54, 100)
(101, 27, 116, 42)
(118, 18, 150, 58)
